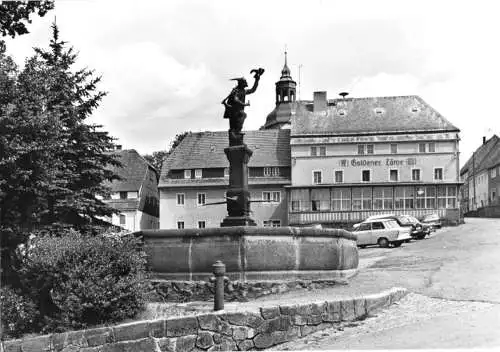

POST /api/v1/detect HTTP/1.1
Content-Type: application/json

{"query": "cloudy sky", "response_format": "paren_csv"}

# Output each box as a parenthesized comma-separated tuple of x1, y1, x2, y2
(4, 0, 500, 166)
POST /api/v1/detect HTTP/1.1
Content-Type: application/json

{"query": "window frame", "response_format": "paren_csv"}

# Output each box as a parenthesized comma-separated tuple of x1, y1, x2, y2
(312, 170, 323, 184)
(334, 169, 344, 183)
(418, 143, 426, 153)
(263, 219, 281, 227)
(361, 169, 371, 182)
(198, 220, 206, 229)
(390, 143, 398, 154)
(389, 169, 399, 182)
(194, 169, 202, 179)
(177, 221, 185, 229)
(176, 193, 185, 206)
(197, 192, 206, 206)
(428, 142, 436, 153)
(184, 170, 191, 179)
(310, 146, 318, 156)
(262, 191, 281, 203)
(411, 168, 421, 181)
(434, 167, 444, 181)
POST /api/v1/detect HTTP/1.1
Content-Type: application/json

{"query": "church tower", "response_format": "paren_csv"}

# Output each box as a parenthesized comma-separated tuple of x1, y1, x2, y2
(261, 52, 297, 129)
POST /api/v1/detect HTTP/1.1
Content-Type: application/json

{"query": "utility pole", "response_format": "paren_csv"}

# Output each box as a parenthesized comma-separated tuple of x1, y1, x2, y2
(472, 151, 476, 211)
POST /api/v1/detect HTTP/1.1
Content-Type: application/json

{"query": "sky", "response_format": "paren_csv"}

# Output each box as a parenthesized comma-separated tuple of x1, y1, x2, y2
(4, 0, 500, 166)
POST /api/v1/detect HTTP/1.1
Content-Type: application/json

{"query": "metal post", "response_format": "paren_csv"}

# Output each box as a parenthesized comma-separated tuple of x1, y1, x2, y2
(212, 261, 226, 311)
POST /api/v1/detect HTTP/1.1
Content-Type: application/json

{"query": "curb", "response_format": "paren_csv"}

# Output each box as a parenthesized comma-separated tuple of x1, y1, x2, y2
(1, 287, 407, 352)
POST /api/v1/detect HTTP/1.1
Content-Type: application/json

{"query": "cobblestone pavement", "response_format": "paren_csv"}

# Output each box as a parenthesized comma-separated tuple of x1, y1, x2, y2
(268, 218, 500, 349)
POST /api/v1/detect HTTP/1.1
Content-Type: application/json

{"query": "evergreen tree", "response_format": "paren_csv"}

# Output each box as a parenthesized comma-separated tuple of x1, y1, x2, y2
(0, 24, 121, 285)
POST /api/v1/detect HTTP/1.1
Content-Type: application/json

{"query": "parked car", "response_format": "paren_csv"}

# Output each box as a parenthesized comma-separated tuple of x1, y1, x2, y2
(420, 213, 442, 230)
(365, 214, 430, 240)
(352, 219, 411, 248)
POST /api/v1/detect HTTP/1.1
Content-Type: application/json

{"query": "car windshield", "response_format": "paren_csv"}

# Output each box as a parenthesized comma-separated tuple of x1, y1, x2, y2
(423, 214, 438, 221)
(398, 217, 411, 224)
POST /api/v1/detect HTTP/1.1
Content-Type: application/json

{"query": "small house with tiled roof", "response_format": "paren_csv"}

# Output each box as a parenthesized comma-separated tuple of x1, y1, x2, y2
(159, 130, 291, 229)
(102, 149, 159, 231)
(460, 135, 500, 211)
(288, 91, 462, 226)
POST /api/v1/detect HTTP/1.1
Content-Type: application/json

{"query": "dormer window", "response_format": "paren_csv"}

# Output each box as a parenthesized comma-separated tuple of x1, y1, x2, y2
(374, 107, 384, 114)
(195, 169, 202, 179)
(184, 170, 191, 179)
(224, 168, 229, 178)
(338, 109, 346, 116)
(411, 107, 419, 112)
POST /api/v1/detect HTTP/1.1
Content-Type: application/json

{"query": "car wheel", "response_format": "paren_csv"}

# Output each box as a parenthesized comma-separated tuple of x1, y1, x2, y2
(417, 234, 426, 240)
(378, 237, 389, 248)
(392, 241, 402, 248)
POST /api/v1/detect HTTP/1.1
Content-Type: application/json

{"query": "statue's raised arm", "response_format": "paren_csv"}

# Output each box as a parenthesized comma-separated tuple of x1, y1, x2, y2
(222, 68, 265, 139)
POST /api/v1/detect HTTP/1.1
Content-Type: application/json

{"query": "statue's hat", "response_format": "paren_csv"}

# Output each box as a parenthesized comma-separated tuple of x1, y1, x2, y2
(230, 77, 246, 82)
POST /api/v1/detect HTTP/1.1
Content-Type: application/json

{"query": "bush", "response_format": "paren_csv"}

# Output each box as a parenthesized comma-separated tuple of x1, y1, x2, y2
(0, 286, 39, 338)
(18, 230, 148, 333)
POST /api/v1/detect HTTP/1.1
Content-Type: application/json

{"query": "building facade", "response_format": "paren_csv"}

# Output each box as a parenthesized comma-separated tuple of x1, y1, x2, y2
(287, 93, 461, 227)
(158, 56, 462, 228)
(102, 149, 160, 231)
(460, 135, 500, 212)
(159, 130, 291, 229)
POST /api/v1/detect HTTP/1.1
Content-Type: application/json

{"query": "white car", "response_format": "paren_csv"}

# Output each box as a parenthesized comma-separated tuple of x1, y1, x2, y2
(352, 219, 411, 248)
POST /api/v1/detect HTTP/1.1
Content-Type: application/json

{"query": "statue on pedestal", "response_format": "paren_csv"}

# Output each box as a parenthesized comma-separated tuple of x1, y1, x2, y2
(222, 68, 264, 145)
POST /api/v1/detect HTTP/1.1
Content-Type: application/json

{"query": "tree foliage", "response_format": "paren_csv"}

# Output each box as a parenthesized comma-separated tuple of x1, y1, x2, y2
(0, 0, 54, 38)
(0, 24, 121, 286)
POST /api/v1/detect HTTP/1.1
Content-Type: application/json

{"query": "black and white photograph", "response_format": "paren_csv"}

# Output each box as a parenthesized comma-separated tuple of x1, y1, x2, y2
(1, 0, 500, 350)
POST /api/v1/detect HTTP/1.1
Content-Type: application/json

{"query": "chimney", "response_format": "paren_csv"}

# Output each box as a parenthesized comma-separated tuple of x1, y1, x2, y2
(483, 136, 486, 145)
(313, 91, 327, 112)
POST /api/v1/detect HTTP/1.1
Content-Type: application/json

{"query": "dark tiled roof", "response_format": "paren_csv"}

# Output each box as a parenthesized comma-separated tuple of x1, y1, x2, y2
(483, 141, 500, 170)
(460, 135, 500, 175)
(159, 130, 291, 184)
(105, 199, 140, 211)
(108, 149, 157, 192)
(291, 95, 460, 136)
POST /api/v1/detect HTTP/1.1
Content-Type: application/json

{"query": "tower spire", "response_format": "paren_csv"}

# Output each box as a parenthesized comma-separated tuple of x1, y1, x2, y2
(281, 50, 291, 79)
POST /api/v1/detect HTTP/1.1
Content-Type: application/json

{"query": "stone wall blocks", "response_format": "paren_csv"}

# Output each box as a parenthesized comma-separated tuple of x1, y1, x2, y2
(113, 321, 150, 342)
(2, 340, 22, 352)
(237, 339, 254, 351)
(148, 319, 167, 338)
(340, 299, 355, 321)
(218, 337, 237, 351)
(300, 323, 332, 337)
(175, 335, 197, 352)
(51, 330, 88, 351)
(279, 303, 298, 316)
(18, 335, 51, 352)
(84, 327, 114, 347)
(157, 337, 176, 352)
(306, 314, 323, 326)
(166, 317, 199, 337)
(224, 312, 263, 329)
(364, 292, 389, 312)
(195, 331, 214, 350)
(232, 326, 256, 341)
(310, 301, 327, 316)
(353, 298, 367, 319)
(291, 314, 307, 326)
(260, 306, 280, 320)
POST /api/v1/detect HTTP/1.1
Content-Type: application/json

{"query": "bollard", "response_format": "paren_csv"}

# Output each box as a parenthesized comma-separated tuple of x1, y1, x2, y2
(212, 260, 226, 311)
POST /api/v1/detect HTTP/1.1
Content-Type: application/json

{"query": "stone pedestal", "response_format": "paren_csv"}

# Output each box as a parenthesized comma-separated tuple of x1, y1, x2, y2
(221, 139, 257, 227)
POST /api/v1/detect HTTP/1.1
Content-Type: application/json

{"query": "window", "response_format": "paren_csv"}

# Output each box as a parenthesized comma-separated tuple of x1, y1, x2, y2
(434, 168, 443, 181)
(319, 146, 326, 156)
(390, 143, 398, 154)
(428, 143, 436, 152)
(313, 170, 322, 184)
(389, 169, 399, 182)
(373, 187, 393, 210)
(197, 193, 206, 206)
(437, 186, 457, 209)
(395, 186, 414, 209)
(310, 146, 317, 156)
(263, 220, 281, 227)
(334, 170, 343, 183)
(357, 144, 374, 155)
(119, 214, 126, 225)
(357, 223, 371, 231)
(290, 189, 309, 212)
(418, 143, 426, 153)
(198, 221, 206, 229)
(128, 191, 138, 199)
(119, 191, 127, 199)
(352, 188, 372, 210)
(195, 169, 202, 179)
(362, 170, 371, 182)
(412, 169, 421, 181)
(311, 189, 330, 211)
(176, 193, 185, 206)
(264, 167, 280, 177)
(416, 186, 436, 209)
(491, 169, 496, 178)
(263, 191, 281, 203)
(184, 170, 191, 179)
(372, 222, 384, 230)
(224, 168, 229, 177)
(331, 188, 351, 210)
(177, 221, 184, 229)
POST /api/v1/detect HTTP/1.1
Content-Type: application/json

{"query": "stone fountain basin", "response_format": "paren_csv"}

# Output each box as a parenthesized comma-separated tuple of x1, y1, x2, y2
(136, 227, 358, 282)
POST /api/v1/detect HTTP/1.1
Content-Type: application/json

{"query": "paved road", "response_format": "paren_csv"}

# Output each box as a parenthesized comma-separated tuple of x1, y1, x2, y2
(271, 218, 500, 350)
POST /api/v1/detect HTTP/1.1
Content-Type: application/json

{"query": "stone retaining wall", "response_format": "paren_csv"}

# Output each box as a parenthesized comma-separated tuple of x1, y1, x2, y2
(2, 287, 407, 352)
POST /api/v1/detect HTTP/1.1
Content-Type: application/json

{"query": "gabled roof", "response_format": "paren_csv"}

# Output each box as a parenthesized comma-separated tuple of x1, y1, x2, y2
(108, 149, 157, 192)
(291, 95, 459, 136)
(460, 135, 500, 175)
(159, 129, 291, 185)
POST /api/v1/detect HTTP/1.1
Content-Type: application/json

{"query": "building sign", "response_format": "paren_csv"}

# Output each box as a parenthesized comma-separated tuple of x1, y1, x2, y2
(291, 133, 457, 145)
(339, 158, 417, 167)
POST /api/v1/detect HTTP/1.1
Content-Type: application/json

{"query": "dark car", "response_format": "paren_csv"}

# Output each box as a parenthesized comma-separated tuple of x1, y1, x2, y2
(366, 214, 430, 240)
(420, 214, 442, 231)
